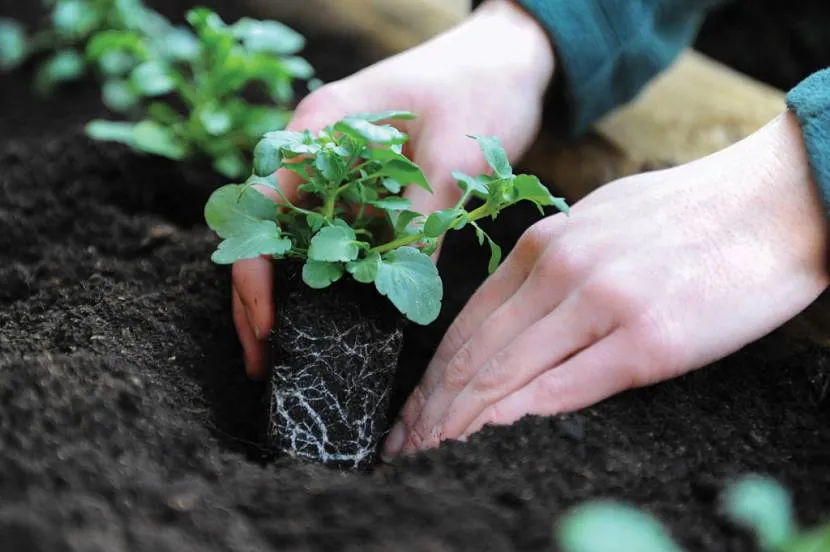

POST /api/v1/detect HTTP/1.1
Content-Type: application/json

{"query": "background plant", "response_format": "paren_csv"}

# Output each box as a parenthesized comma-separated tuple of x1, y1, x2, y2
(86, 6, 315, 178)
(556, 474, 830, 552)
(204, 110, 569, 325)
(0, 0, 169, 95)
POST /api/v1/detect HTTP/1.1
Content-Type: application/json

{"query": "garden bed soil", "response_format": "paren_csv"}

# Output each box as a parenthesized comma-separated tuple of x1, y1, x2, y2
(1, 1, 829, 551)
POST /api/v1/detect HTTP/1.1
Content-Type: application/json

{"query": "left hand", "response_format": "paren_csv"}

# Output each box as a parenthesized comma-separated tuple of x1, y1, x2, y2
(382, 112, 830, 460)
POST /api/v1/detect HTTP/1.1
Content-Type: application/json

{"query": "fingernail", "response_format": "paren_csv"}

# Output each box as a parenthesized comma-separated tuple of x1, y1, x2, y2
(381, 422, 406, 462)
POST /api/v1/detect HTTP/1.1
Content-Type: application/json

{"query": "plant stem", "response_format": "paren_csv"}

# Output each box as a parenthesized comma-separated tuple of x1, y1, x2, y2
(370, 233, 423, 254)
(322, 183, 352, 221)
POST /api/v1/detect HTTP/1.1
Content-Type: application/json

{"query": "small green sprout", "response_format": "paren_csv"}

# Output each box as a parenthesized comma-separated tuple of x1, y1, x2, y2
(0, 0, 162, 94)
(557, 475, 830, 552)
(85, 7, 315, 178)
(203, 110, 569, 325)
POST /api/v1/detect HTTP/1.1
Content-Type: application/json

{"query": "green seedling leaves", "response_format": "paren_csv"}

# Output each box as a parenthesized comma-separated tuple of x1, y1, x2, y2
(53, 0, 99, 40)
(0, 18, 27, 71)
(470, 135, 512, 179)
(452, 170, 489, 198)
(302, 260, 344, 289)
(375, 247, 442, 325)
(364, 152, 431, 192)
(424, 209, 461, 238)
(205, 184, 290, 264)
(722, 475, 795, 551)
(87, 30, 147, 61)
(514, 174, 571, 214)
(133, 120, 187, 159)
(334, 118, 407, 146)
(347, 251, 381, 284)
(36, 49, 85, 94)
(370, 197, 411, 211)
(131, 60, 175, 96)
(231, 18, 305, 55)
(86, 120, 136, 144)
(202, 110, 566, 325)
(253, 130, 305, 176)
(558, 501, 684, 552)
(308, 226, 360, 263)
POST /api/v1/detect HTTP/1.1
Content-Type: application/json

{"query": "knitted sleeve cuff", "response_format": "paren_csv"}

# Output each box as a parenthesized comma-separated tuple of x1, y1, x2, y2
(786, 68, 830, 217)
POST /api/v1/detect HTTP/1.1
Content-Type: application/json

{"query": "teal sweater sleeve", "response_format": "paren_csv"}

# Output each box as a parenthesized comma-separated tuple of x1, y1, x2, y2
(477, 0, 830, 219)
(514, 0, 725, 136)
(786, 69, 830, 213)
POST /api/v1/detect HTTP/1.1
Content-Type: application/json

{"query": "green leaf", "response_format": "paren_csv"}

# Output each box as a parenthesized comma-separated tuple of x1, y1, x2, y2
(35, 49, 85, 94)
(211, 226, 290, 264)
(452, 170, 488, 198)
(242, 106, 291, 139)
(204, 184, 291, 264)
(86, 120, 136, 145)
(308, 226, 359, 263)
(281, 55, 314, 79)
(347, 251, 381, 284)
(160, 27, 199, 61)
(302, 260, 344, 289)
(348, 110, 416, 123)
(148, 101, 181, 125)
(424, 209, 462, 238)
(390, 209, 423, 236)
(375, 247, 442, 325)
(314, 150, 346, 181)
(213, 153, 247, 179)
(231, 18, 305, 55)
(470, 135, 512, 179)
(133, 120, 187, 160)
(306, 212, 326, 232)
(0, 18, 27, 71)
(557, 501, 684, 552)
(370, 197, 411, 211)
(53, 0, 98, 39)
(722, 475, 795, 551)
(86, 30, 147, 61)
(186, 8, 226, 32)
(115, 0, 148, 27)
(205, 184, 276, 236)
(253, 130, 304, 176)
(98, 51, 135, 77)
(364, 150, 431, 192)
(199, 104, 232, 135)
(786, 525, 830, 552)
(334, 118, 407, 146)
(513, 174, 570, 214)
(485, 235, 502, 273)
(131, 61, 175, 96)
(381, 178, 401, 194)
(101, 79, 138, 112)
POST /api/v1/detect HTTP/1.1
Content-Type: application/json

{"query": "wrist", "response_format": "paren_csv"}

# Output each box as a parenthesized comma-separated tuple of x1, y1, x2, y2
(466, 0, 555, 100)
(744, 112, 829, 284)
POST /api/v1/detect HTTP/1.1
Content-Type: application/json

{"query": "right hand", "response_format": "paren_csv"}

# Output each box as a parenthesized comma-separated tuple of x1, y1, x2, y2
(233, 0, 556, 379)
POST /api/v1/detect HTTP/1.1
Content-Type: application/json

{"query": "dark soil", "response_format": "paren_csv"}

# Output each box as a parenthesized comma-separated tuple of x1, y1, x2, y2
(1, 1, 829, 551)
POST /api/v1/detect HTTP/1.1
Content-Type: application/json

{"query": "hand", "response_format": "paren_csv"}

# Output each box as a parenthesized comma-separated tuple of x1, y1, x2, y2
(382, 112, 830, 460)
(232, 0, 555, 379)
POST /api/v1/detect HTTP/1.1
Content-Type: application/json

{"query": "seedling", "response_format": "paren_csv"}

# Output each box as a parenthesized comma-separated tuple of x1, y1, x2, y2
(86, 7, 315, 178)
(556, 475, 830, 552)
(204, 110, 569, 325)
(0, 0, 163, 94)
